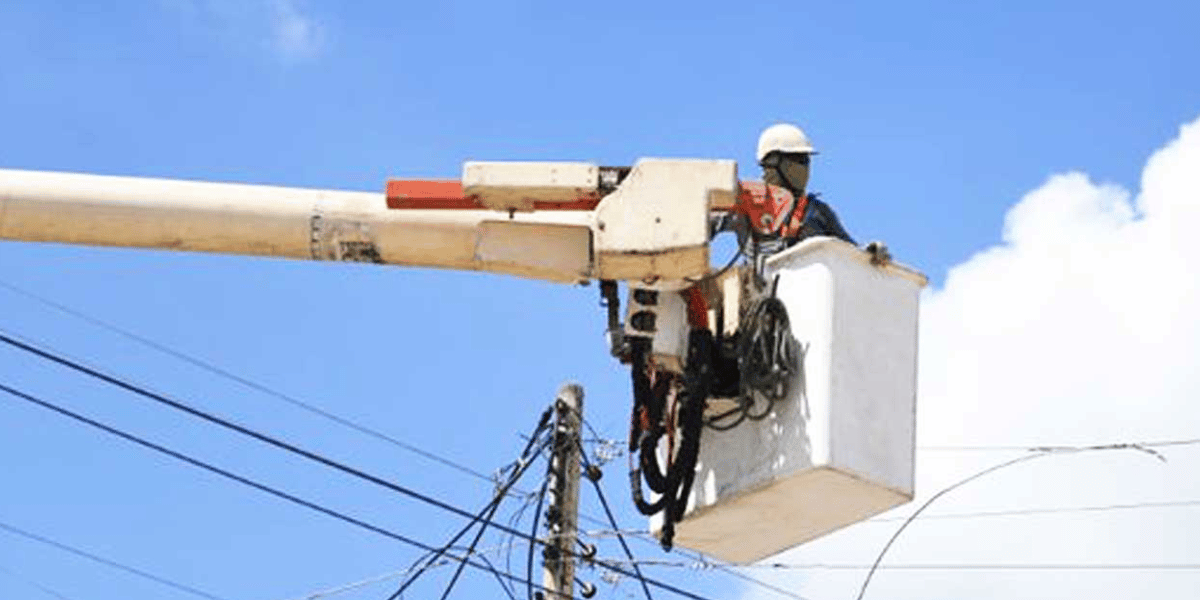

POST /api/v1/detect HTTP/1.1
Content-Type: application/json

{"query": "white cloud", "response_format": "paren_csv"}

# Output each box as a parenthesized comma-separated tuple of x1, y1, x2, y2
(738, 115, 1200, 600)
(163, 0, 326, 62)
(267, 0, 324, 62)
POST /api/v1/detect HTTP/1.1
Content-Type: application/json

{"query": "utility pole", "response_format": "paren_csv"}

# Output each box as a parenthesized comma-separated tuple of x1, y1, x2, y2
(541, 382, 583, 600)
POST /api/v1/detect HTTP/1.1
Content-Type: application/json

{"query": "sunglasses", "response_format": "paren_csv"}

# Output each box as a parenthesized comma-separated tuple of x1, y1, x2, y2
(760, 152, 811, 168)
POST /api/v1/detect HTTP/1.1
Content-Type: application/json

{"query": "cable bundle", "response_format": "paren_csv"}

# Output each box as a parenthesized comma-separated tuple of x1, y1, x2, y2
(627, 330, 712, 551)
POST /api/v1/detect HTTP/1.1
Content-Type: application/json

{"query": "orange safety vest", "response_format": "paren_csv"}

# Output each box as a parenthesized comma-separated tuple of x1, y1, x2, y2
(734, 181, 809, 239)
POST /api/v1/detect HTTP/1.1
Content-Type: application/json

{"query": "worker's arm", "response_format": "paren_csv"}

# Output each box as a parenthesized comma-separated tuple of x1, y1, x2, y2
(802, 194, 856, 245)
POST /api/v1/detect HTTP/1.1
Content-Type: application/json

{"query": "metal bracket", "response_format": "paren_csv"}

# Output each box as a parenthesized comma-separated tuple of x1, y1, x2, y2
(309, 213, 383, 263)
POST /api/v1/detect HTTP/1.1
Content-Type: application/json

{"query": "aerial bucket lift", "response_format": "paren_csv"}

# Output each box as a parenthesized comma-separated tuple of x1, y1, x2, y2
(650, 237, 926, 562)
(0, 158, 925, 561)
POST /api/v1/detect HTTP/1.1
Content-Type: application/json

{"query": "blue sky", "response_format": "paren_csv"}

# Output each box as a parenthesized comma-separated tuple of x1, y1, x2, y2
(1, 1, 1198, 600)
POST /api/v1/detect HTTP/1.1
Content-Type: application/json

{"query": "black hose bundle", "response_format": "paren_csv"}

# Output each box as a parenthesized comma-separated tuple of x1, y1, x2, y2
(704, 286, 795, 431)
(627, 330, 713, 551)
(738, 294, 794, 405)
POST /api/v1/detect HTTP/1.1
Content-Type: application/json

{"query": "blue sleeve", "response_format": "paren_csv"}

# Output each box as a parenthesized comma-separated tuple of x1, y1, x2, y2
(803, 195, 856, 245)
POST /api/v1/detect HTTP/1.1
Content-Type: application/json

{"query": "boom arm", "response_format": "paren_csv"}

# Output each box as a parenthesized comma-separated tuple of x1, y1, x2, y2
(0, 159, 741, 284)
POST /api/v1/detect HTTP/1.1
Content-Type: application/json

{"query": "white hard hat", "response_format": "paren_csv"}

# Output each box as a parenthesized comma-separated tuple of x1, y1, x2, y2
(756, 123, 817, 163)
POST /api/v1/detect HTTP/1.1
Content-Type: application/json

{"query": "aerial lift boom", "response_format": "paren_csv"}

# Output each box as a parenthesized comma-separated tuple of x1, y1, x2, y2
(0, 160, 748, 283)
(0, 158, 923, 561)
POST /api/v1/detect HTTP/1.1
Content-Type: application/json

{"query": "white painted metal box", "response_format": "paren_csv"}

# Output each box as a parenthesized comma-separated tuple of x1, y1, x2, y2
(653, 238, 927, 563)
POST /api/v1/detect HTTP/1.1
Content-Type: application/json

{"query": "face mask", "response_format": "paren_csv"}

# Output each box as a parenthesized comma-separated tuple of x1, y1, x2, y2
(761, 153, 811, 196)
(763, 167, 784, 187)
(778, 159, 810, 197)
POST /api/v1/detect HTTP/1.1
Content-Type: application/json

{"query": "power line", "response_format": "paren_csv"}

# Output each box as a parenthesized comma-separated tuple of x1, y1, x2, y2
(604, 440, 1200, 595)
(919, 438, 1200, 452)
(2, 249, 1192, 595)
(586, 496, 1200, 532)
(0, 337, 718, 600)
(604, 559, 1200, 571)
(577, 439, 655, 600)
(811, 564, 1200, 571)
(0, 519, 229, 600)
(856, 443, 1170, 600)
(571, 412, 810, 600)
(391, 426, 548, 597)
(0, 563, 79, 600)
(499, 468, 542, 586)
(0, 382, 576, 600)
(869, 498, 1200, 522)
(402, 410, 554, 600)
(526, 455, 551, 600)
(0, 283, 619, 546)
(584, 439, 1200, 546)
(3, 282, 651, 553)
(436, 445, 546, 600)
(556, 403, 655, 600)
(24, 283, 1192, 583)
(635, 546, 814, 600)
(0, 328, 529, 539)
(270, 542, 522, 600)
(583, 530, 815, 600)
(0, 280, 506, 488)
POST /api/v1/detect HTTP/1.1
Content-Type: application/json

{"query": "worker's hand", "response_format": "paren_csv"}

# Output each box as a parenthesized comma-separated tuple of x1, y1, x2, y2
(864, 240, 891, 266)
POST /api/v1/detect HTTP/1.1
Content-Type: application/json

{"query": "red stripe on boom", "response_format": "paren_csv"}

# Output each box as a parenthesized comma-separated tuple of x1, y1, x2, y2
(385, 180, 604, 211)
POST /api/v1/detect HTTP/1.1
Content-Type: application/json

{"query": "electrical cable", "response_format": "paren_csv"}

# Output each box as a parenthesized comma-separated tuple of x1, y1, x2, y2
(573, 415, 813, 600)
(585, 523, 817, 600)
(605, 559, 1200, 571)
(393, 443, 544, 600)
(628, 338, 671, 505)
(0, 519, 230, 600)
(3, 286, 658, 587)
(702, 404, 747, 432)
(581, 535, 814, 600)
(0, 382, 577, 600)
(467, 553, 520, 600)
(431, 434, 552, 600)
(0, 330, 525, 545)
(690, 561, 810, 600)
(918, 438, 1200, 452)
(0, 280, 509, 490)
(832, 563, 1200, 570)
(577, 441, 654, 600)
(683, 213, 750, 286)
(0, 332, 720, 600)
(271, 542, 522, 600)
(584, 495, 1200, 531)
(703, 278, 794, 433)
(503, 483, 541, 585)
(735, 293, 792, 413)
(582, 463, 1200, 598)
(526, 457, 551, 600)
(855, 442, 1169, 600)
(658, 331, 712, 549)
(388, 408, 553, 599)
(869, 498, 1200, 522)
(0, 327, 607, 548)
(313, 544, 522, 600)
(625, 330, 710, 551)
(0, 564, 78, 600)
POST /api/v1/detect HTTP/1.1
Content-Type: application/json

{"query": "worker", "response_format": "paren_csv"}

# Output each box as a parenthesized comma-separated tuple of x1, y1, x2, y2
(755, 123, 857, 244)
